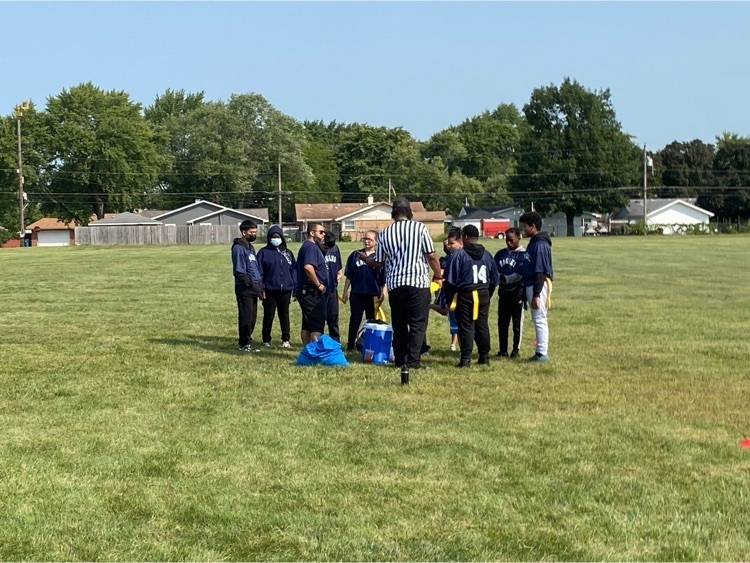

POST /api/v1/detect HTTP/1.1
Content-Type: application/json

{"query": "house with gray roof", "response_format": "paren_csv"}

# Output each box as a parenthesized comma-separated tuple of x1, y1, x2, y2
(609, 198, 714, 234)
(88, 212, 163, 227)
(143, 200, 269, 226)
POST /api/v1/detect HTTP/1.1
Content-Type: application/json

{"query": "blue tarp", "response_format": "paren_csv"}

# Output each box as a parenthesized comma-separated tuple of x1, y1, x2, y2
(295, 334, 350, 367)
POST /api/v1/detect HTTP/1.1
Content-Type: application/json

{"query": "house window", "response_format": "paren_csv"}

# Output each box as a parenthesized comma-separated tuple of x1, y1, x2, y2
(343, 220, 355, 231)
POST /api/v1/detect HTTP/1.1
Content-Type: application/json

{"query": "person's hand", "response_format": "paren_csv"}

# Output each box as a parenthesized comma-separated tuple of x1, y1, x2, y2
(291, 295, 297, 303)
(376, 293, 385, 306)
(260, 291, 266, 301)
(356, 251, 368, 262)
(531, 296, 540, 310)
(318, 283, 326, 294)
(432, 274, 443, 287)
(342, 290, 349, 303)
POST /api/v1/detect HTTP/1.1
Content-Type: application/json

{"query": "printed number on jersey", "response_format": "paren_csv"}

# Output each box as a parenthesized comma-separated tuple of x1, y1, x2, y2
(472, 264, 487, 284)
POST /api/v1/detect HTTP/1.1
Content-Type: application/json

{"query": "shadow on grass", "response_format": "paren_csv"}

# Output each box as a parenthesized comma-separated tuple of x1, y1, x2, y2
(150, 334, 243, 355)
(150, 334, 307, 364)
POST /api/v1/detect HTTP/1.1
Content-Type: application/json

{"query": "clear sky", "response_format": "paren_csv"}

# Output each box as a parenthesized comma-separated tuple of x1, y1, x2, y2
(1, 1, 748, 150)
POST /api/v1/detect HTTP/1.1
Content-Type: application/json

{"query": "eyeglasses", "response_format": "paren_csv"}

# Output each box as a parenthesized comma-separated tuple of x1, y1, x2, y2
(362, 238, 375, 242)
(317, 230, 326, 234)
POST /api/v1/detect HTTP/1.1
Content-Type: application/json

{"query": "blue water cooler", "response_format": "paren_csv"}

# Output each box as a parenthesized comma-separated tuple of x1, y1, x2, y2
(362, 323, 394, 365)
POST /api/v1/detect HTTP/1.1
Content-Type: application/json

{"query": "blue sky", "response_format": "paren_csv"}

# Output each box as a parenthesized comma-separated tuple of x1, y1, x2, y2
(1, 1, 748, 150)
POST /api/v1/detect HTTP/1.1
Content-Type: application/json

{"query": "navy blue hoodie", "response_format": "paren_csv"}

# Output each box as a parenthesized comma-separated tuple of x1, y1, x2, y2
(256, 225, 296, 292)
(494, 245, 526, 302)
(231, 236, 263, 295)
(443, 242, 499, 301)
(522, 232, 553, 297)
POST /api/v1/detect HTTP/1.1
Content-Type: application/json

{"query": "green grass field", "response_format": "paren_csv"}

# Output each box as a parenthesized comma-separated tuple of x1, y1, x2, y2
(1, 236, 749, 561)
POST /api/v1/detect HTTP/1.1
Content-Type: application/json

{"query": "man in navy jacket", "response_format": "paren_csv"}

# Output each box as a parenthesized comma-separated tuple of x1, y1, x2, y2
(295, 222, 328, 344)
(257, 225, 296, 348)
(231, 220, 263, 351)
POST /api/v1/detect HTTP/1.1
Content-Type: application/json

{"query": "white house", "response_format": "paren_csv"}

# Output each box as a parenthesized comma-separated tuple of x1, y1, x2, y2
(542, 211, 601, 237)
(610, 198, 714, 234)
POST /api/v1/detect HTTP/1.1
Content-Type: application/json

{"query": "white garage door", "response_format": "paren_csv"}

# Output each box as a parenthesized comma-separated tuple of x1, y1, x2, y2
(38, 230, 70, 247)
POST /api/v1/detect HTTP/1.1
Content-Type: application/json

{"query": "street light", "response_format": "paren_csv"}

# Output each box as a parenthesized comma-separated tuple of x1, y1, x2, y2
(15, 100, 30, 245)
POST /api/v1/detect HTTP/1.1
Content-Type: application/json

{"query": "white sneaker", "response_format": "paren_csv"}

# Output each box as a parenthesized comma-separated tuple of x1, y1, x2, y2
(450, 344, 457, 351)
(282, 341, 291, 349)
(263, 342, 271, 347)
(238, 345, 253, 352)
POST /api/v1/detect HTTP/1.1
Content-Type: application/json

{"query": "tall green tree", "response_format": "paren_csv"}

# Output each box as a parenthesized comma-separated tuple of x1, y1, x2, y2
(703, 132, 750, 220)
(228, 93, 313, 208)
(334, 124, 416, 202)
(145, 91, 313, 211)
(512, 78, 641, 235)
(423, 104, 522, 205)
(43, 82, 163, 222)
(657, 139, 715, 198)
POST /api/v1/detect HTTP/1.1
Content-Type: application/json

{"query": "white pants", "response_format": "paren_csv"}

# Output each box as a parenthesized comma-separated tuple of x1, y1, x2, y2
(526, 281, 551, 356)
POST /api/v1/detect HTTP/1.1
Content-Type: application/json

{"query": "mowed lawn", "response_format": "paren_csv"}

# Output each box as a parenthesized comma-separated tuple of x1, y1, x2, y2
(1, 235, 749, 561)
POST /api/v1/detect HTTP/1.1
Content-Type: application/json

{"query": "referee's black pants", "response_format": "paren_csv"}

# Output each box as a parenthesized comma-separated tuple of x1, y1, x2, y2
(389, 286, 431, 368)
(455, 288, 491, 363)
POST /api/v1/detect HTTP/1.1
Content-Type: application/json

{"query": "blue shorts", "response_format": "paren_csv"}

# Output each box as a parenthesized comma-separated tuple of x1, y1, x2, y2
(448, 311, 458, 335)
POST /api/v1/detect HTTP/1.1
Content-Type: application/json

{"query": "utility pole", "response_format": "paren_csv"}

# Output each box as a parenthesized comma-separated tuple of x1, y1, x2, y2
(278, 161, 283, 225)
(388, 178, 393, 203)
(642, 144, 647, 236)
(15, 101, 30, 244)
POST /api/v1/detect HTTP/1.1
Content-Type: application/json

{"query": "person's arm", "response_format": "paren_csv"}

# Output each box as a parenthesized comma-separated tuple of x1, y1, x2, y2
(357, 251, 383, 269)
(488, 257, 499, 298)
(304, 264, 326, 293)
(342, 277, 351, 303)
(232, 245, 252, 288)
(377, 284, 387, 306)
(426, 251, 442, 285)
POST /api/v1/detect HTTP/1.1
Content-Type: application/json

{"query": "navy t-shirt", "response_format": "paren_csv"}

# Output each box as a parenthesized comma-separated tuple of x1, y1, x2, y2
(324, 246, 343, 290)
(296, 241, 328, 294)
(344, 249, 385, 296)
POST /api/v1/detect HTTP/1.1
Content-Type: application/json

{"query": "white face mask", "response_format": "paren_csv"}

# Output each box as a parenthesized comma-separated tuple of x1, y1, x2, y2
(270, 238, 283, 247)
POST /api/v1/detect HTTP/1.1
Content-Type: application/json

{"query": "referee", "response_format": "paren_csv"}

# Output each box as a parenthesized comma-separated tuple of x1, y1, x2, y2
(359, 198, 442, 376)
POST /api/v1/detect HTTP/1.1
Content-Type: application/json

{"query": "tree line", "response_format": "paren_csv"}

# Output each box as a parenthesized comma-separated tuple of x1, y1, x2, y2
(1, 77, 748, 240)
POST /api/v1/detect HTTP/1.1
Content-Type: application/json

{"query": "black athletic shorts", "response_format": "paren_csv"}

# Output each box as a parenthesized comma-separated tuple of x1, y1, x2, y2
(298, 289, 327, 333)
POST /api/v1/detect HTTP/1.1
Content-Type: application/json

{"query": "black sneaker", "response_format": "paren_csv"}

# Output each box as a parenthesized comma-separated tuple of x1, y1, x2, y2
(407, 362, 429, 370)
(509, 351, 519, 359)
(456, 360, 471, 368)
(497, 351, 509, 358)
(478, 355, 490, 366)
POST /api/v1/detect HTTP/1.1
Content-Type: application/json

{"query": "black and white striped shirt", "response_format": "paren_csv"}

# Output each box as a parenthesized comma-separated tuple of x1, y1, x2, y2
(375, 219, 435, 290)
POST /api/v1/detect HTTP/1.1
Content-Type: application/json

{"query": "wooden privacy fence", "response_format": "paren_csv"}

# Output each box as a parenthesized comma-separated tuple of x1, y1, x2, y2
(74, 225, 256, 246)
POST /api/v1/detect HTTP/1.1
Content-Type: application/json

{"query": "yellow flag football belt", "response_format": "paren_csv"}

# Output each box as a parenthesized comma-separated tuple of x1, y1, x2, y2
(449, 291, 480, 320)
